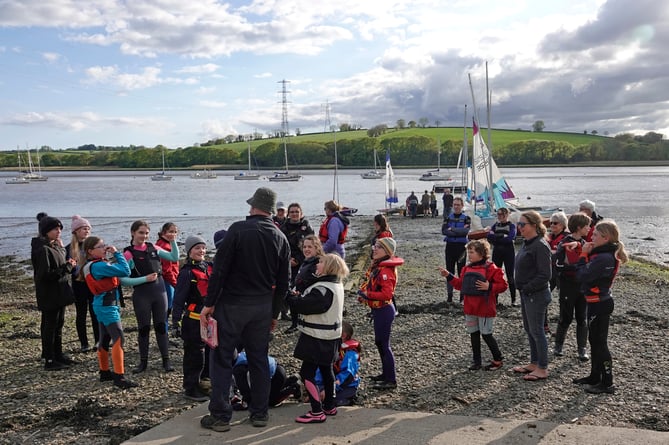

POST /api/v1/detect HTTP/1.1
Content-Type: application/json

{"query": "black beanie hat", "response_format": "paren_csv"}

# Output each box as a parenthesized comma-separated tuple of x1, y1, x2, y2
(39, 216, 63, 237)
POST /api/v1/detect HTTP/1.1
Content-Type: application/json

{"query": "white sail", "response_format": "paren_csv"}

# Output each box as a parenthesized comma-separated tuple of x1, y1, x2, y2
(385, 150, 398, 207)
(471, 119, 516, 215)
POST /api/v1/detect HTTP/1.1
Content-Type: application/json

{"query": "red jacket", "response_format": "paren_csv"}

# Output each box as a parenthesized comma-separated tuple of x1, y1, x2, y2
(359, 257, 404, 309)
(448, 261, 507, 317)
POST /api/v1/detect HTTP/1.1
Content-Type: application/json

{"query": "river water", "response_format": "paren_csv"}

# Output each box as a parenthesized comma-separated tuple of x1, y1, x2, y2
(1, 166, 668, 266)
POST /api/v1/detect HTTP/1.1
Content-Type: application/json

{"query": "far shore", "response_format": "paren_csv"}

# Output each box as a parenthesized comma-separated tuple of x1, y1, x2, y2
(2, 160, 669, 172)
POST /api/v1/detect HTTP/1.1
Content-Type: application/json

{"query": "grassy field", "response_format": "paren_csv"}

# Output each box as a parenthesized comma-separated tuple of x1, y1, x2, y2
(217, 127, 602, 154)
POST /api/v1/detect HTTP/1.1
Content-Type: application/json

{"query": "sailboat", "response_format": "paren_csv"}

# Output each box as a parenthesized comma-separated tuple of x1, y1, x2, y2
(326, 108, 357, 216)
(6, 151, 30, 185)
(151, 147, 172, 181)
(361, 148, 384, 179)
(23, 148, 48, 181)
(234, 140, 260, 180)
(268, 139, 301, 182)
(378, 149, 400, 214)
(269, 79, 301, 182)
(466, 66, 559, 232)
(419, 145, 450, 181)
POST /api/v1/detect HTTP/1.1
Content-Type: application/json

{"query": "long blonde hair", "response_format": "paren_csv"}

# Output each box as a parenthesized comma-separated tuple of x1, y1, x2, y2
(595, 220, 628, 264)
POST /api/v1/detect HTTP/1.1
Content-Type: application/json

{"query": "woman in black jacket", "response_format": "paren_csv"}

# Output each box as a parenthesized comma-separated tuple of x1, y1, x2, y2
(31, 215, 76, 370)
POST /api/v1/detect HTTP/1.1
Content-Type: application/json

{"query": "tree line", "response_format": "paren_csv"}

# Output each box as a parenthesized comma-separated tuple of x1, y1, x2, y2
(1, 132, 667, 169)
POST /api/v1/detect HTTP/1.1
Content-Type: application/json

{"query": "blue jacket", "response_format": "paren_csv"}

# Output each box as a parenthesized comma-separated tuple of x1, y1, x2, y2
(442, 212, 471, 244)
(89, 252, 131, 326)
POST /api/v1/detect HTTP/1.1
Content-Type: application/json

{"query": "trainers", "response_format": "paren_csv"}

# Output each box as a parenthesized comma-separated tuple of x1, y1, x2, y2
(184, 387, 209, 402)
(99, 370, 114, 382)
(44, 360, 69, 371)
(250, 413, 269, 427)
(372, 380, 397, 390)
(323, 406, 337, 416)
(56, 355, 75, 365)
(578, 348, 590, 362)
(485, 360, 503, 371)
(585, 383, 615, 394)
(200, 414, 231, 432)
(553, 345, 563, 357)
(468, 362, 482, 371)
(80, 344, 91, 353)
(113, 374, 138, 389)
(572, 376, 600, 385)
(295, 411, 326, 424)
(369, 374, 385, 382)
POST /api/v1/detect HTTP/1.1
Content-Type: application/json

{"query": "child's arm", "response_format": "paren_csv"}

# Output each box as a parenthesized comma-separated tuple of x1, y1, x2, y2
(439, 266, 463, 290)
(335, 351, 359, 390)
(157, 239, 179, 262)
(488, 265, 508, 295)
(288, 285, 333, 315)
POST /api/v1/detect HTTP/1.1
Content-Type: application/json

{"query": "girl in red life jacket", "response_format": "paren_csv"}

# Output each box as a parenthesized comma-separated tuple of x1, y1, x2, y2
(156, 222, 179, 325)
(553, 213, 591, 361)
(80, 236, 138, 389)
(358, 237, 403, 390)
(440, 239, 508, 371)
(573, 220, 628, 395)
(173, 235, 212, 402)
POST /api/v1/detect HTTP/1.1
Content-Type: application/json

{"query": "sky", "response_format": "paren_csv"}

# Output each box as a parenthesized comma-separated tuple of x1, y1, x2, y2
(0, 0, 667, 150)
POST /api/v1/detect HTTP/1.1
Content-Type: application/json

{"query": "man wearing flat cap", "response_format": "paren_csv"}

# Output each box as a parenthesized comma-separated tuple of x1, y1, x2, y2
(200, 187, 290, 432)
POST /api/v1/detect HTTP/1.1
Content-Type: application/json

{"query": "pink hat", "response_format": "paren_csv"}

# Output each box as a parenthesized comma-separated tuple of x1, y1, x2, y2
(71, 215, 91, 233)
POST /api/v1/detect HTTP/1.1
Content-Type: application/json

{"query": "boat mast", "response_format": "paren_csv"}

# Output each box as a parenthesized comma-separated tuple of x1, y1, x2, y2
(324, 100, 339, 202)
(485, 61, 494, 212)
(279, 79, 290, 172)
(462, 105, 468, 201)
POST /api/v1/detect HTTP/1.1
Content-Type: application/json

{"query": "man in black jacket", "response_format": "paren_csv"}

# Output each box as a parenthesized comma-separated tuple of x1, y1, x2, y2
(200, 187, 291, 432)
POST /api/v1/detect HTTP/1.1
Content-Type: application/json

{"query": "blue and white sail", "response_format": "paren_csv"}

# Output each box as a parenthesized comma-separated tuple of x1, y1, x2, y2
(385, 149, 398, 207)
(470, 118, 517, 217)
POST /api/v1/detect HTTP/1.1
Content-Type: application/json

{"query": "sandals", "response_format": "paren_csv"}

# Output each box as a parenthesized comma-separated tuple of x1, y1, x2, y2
(512, 366, 534, 374)
(523, 372, 548, 381)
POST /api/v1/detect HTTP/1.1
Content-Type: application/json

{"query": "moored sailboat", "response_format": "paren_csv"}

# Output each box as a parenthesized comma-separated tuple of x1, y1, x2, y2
(151, 147, 172, 181)
(378, 150, 401, 214)
(361, 148, 384, 179)
(234, 140, 260, 180)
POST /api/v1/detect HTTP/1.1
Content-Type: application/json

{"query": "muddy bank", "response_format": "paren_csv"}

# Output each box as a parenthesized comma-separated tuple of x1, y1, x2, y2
(0, 215, 668, 444)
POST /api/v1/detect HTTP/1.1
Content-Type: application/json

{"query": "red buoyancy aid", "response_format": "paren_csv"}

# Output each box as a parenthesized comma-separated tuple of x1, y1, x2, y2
(84, 259, 120, 296)
(335, 339, 361, 373)
(359, 257, 404, 309)
(319, 214, 348, 245)
(184, 262, 212, 314)
(156, 238, 179, 286)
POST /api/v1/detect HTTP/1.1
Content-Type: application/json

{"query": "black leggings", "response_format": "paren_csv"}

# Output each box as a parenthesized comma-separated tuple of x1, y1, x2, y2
(588, 299, 614, 386)
(492, 244, 516, 301)
(300, 361, 335, 414)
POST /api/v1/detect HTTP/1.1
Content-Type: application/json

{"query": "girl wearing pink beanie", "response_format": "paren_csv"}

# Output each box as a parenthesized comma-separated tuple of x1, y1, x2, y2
(66, 215, 99, 352)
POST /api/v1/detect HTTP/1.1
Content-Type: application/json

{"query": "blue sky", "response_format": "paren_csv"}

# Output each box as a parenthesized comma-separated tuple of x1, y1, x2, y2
(0, 0, 667, 150)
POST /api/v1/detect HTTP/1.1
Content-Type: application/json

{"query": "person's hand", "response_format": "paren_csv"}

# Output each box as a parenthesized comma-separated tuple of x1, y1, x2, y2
(200, 306, 214, 328)
(145, 272, 159, 282)
(271, 318, 278, 331)
(475, 280, 490, 291)
(357, 290, 368, 304)
(582, 242, 594, 255)
(290, 257, 298, 267)
(172, 322, 181, 338)
(67, 258, 77, 267)
(438, 267, 450, 278)
(105, 245, 118, 254)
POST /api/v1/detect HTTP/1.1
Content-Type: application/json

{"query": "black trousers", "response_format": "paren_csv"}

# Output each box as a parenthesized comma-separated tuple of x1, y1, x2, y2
(587, 299, 614, 386)
(445, 242, 466, 299)
(41, 306, 66, 361)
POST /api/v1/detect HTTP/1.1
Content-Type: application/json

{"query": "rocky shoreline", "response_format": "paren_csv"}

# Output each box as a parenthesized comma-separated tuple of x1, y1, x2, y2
(1, 215, 668, 444)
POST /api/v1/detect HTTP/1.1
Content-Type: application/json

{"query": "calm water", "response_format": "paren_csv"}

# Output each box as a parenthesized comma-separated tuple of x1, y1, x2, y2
(1, 167, 668, 265)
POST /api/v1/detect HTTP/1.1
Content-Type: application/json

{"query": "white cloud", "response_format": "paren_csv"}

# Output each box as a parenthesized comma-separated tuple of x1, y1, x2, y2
(175, 63, 220, 74)
(199, 100, 227, 108)
(42, 52, 61, 63)
(254, 72, 272, 78)
(0, 111, 164, 132)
